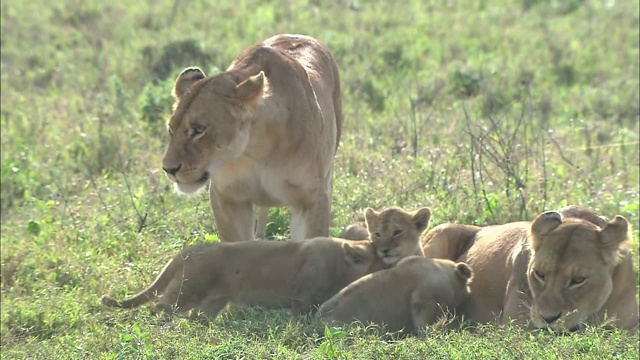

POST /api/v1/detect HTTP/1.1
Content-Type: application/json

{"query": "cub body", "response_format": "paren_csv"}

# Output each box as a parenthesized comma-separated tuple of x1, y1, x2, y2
(102, 238, 384, 320)
(318, 256, 473, 333)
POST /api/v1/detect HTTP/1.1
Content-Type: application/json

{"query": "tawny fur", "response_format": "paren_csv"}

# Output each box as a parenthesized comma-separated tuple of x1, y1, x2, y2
(421, 205, 638, 332)
(101, 238, 385, 320)
(162, 34, 343, 242)
(319, 256, 473, 334)
(342, 207, 432, 267)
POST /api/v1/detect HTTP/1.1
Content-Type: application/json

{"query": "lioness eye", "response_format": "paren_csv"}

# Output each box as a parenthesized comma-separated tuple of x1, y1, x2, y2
(392, 230, 403, 237)
(569, 276, 585, 287)
(191, 126, 206, 138)
(533, 269, 545, 282)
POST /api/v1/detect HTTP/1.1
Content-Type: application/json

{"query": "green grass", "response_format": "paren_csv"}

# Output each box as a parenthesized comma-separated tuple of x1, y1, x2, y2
(1, 0, 639, 358)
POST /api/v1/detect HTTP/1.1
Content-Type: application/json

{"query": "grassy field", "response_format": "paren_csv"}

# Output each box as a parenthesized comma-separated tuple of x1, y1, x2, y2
(1, 0, 639, 358)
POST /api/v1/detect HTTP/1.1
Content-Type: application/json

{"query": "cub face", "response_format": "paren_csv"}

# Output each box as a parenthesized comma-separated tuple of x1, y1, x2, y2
(364, 207, 431, 266)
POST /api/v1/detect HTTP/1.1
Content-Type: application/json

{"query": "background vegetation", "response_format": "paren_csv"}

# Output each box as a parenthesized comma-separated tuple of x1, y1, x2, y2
(1, 0, 638, 358)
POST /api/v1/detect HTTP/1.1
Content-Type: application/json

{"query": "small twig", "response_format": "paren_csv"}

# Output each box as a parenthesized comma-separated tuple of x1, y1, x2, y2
(548, 137, 577, 168)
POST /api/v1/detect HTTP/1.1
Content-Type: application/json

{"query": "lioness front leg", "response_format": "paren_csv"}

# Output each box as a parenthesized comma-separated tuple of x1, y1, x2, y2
(210, 186, 255, 242)
(291, 188, 331, 241)
(501, 250, 532, 327)
(255, 206, 269, 239)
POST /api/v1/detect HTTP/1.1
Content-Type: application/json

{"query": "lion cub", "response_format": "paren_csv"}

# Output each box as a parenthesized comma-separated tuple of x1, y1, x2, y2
(362, 207, 432, 266)
(318, 256, 473, 334)
(101, 238, 385, 320)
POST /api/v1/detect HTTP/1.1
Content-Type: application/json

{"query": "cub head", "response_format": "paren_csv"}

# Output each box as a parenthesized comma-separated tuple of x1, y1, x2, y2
(454, 262, 474, 284)
(527, 210, 631, 332)
(162, 67, 270, 194)
(364, 207, 431, 266)
(341, 240, 386, 277)
(451, 261, 474, 302)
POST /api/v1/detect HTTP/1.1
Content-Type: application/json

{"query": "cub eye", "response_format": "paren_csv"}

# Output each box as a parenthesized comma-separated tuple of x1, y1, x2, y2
(569, 276, 585, 287)
(533, 269, 545, 282)
(392, 229, 403, 237)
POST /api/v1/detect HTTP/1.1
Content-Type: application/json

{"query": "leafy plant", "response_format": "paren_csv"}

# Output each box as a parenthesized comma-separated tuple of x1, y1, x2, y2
(317, 326, 348, 359)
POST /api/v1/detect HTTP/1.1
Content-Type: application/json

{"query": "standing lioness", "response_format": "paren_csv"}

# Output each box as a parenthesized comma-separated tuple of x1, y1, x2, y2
(101, 238, 385, 320)
(162, 34, 343, 242)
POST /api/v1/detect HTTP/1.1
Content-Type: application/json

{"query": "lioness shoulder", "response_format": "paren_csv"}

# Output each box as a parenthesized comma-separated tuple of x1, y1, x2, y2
(318, 256, 473, 333)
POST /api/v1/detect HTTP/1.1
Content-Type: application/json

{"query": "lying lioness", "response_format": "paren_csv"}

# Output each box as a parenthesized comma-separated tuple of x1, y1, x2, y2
(422, 205, 638, 332)
(101, 238, 385, 320)
(318, 256, 473, 334)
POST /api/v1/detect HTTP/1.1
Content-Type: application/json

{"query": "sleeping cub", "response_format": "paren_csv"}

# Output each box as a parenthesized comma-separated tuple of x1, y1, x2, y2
(318, 256, 473, 333)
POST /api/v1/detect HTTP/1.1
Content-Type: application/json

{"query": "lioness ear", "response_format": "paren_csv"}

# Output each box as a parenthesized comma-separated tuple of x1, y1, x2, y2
(343, 242, 371, 266)
(454, 262, 474, 281)
(531, 211, 563, 236)
(364, 208, 379, 232)
(411, 207, 432, 233)
(530, 211, 563, 251)
(172, 67, 206, 101)
(225, 71, 270, 119)
(599, 216, 630, 248)
(231, 71, 270, 104)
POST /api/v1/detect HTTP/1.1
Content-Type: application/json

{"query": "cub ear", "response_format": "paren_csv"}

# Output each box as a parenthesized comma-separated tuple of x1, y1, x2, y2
(342, 242, 372, 266)
(364, 208, 379, 233)
(411, 207, 432, 234)
(454, 262, 474, 281)
(599, 215, 630, 248)
(172, 67, 206, 101)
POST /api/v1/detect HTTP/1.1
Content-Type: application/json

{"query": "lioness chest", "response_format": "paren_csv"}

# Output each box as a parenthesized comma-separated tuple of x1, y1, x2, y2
(212, 157, 314, 207)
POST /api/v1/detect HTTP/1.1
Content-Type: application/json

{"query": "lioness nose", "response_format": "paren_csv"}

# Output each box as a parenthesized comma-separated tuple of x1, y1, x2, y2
(541, 312, 561, 324)
(162, 164, 182, 176)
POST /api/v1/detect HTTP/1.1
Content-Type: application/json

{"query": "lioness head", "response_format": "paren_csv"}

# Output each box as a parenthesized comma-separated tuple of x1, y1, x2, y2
(527, 211, 631, 332)
(364, 207, 431, 266)
(162, 67, 270, 194)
